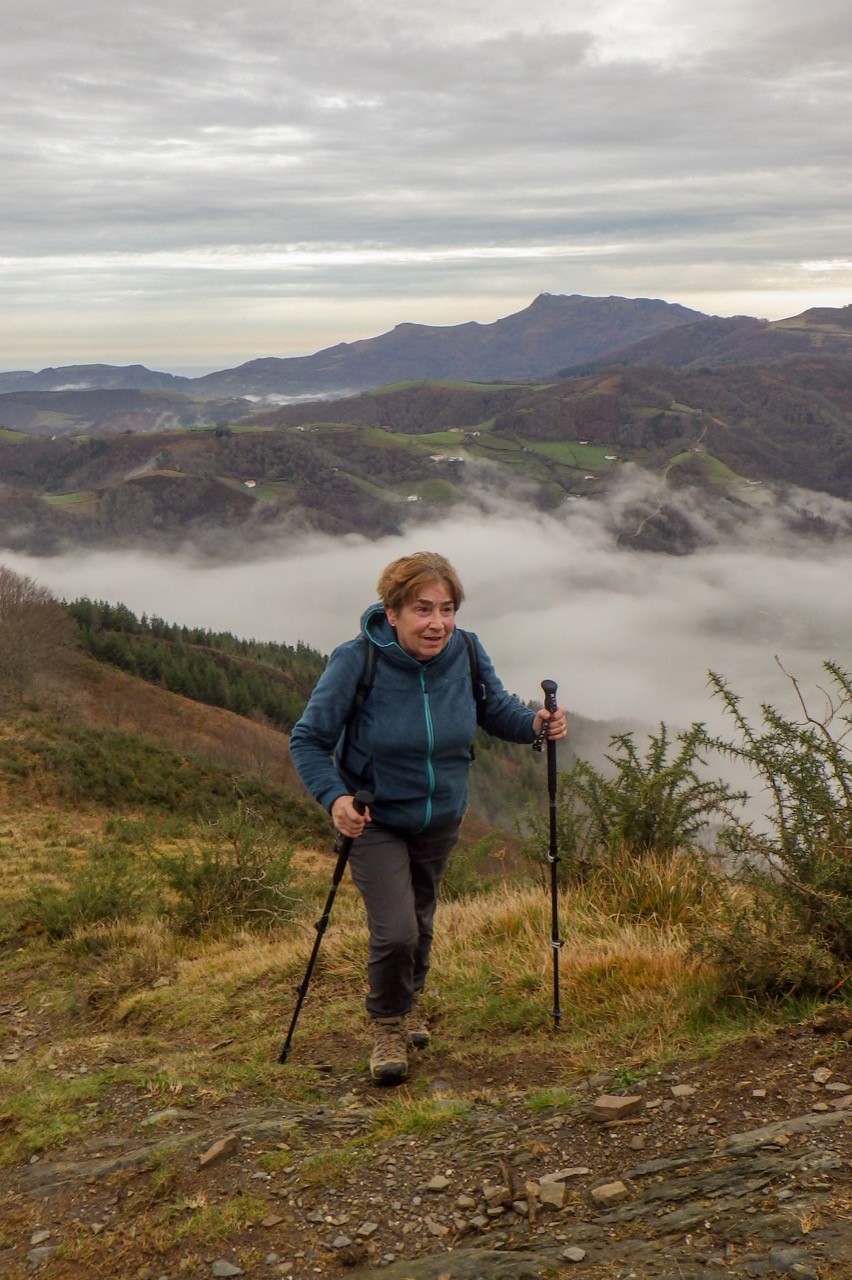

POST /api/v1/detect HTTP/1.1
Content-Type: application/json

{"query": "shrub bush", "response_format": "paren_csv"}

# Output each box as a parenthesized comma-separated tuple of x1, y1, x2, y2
(523, 722, 740, 884)
(156, 801, 299, 935)
(694, 662, 852, 998)
(22, 837, 152, 939)
(10, 718, 326, 841)
(441, 831, 508, 901)
(693, 883, 841, 999)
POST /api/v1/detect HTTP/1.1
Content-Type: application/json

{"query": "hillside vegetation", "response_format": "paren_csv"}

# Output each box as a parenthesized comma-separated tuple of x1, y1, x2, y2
(0, 566, 850, 1278)
(1, 352, 852, 555)
(2, 564, 849, 1007)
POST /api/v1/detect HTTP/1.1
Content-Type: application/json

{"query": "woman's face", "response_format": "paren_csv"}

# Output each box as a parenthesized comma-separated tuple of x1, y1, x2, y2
(386, 581, 456, 660)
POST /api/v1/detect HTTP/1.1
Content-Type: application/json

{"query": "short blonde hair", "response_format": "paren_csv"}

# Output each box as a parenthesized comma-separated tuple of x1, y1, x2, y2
(377, 552, 465, 614)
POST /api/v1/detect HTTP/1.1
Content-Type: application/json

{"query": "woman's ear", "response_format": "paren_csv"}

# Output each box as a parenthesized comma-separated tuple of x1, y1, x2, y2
(385, 606, 397, 627)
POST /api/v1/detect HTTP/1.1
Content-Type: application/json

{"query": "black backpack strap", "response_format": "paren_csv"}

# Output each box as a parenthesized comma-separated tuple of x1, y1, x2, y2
(337, 636, 375, 773)
(459, 628, 487, 725)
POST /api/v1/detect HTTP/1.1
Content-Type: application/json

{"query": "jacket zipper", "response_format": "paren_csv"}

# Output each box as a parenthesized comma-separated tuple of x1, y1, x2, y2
(420, 667, 435, 831)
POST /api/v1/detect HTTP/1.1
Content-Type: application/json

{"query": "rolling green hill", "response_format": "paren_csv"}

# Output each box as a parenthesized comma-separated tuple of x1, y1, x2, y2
(0, 355, 850, 555)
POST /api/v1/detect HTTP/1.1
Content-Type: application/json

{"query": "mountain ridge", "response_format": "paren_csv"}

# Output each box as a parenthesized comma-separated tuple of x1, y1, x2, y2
(1, 294, 708, 398)
(191, 293, 709, 397)
(560, 306, 852, 374)
(4, 295, 850, 403)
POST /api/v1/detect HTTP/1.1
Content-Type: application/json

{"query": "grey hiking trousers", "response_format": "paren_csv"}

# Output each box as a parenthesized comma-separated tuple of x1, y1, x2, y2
(347, 820, 460, 1020)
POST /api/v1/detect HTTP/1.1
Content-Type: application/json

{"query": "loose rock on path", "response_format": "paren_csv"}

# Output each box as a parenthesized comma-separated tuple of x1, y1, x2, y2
(1, 1013, 850, 1279)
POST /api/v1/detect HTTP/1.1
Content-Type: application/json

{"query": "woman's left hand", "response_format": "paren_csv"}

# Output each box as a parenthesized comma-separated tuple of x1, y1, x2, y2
(533, 705, 568, 741)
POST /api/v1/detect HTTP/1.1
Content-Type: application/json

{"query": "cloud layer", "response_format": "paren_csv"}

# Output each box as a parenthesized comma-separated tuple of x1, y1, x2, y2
(5, 475, 851, 742)
(1, 0, 850, 368)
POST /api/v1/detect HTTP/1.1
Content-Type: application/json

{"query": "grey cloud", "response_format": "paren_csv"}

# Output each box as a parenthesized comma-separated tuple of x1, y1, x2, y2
(3, 475, 850, 740)
(0, 0, 849, 366)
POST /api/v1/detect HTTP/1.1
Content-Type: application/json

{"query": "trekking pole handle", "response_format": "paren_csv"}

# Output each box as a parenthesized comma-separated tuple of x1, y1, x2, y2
(333, 789, 372, 852)
(533, 678, 559, 751)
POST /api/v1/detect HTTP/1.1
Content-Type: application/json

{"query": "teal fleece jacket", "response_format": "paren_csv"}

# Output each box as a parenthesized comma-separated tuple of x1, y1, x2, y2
(289, 603, 538, 835)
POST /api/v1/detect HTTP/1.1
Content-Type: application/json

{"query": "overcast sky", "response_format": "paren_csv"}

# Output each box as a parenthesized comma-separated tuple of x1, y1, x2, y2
(1, 0, 850, 373)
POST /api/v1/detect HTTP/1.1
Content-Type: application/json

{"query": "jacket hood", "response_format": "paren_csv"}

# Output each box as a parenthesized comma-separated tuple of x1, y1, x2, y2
(360, 601, 394, 645)
(360, 601, 459, 670)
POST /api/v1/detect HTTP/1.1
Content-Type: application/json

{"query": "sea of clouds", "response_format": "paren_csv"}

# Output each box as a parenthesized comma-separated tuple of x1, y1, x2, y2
(6, 470, 851, 747)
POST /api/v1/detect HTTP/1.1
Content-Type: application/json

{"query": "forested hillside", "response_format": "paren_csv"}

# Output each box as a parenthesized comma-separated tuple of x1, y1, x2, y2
(67, 597, 546, 832)
(68, 599, 326, 733)
(1, 350, 851, 555)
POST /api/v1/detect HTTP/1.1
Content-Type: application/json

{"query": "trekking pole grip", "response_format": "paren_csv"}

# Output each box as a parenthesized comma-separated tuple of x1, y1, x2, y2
(333, 789, 372, 853)
(533, 678, 558, 751)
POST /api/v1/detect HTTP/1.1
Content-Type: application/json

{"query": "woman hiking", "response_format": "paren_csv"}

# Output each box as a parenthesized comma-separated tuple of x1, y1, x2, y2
(289, 551, 567, 1082)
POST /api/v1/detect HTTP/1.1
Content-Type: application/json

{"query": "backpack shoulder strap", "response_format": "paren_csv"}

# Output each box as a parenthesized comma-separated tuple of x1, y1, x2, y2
(338, 636, 375, 771)
(459, 628, 487, 725)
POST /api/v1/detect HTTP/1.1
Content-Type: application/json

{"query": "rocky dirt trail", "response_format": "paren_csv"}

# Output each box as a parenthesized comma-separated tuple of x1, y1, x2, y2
(2, 1011, 850, 1280)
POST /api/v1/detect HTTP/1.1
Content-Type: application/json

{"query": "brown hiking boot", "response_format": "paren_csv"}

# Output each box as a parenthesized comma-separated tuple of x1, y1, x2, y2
(369, 1016, 408, 1083)
(405, 995, 430, 1049)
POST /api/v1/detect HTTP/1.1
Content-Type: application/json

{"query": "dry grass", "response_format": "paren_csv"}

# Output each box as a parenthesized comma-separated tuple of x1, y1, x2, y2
(0, 782, 830, 1171)
(71, 877, 711, 1076)
(0, 805, 108, 908)
(428, 885, 710, 1060)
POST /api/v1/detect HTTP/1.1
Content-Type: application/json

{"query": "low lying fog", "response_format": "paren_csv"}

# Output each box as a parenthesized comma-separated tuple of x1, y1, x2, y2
(7, 474, 852, 742)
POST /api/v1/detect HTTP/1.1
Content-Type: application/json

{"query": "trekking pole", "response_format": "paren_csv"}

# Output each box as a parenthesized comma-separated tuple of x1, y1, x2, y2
(278, 789, 373, 1064)
(533, 679, 562, 1029)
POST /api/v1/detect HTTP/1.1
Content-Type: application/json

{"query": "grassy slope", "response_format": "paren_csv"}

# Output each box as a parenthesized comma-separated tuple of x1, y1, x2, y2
(2, 647, 849, 1280)
(0, 653, 837, 1175)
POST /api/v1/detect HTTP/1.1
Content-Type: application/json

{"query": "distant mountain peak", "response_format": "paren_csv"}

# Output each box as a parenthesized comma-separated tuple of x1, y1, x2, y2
(5, 295, 849, 401)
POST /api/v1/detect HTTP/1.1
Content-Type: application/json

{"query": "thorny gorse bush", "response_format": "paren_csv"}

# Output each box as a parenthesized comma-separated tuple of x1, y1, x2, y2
(694, 661, 852, 998)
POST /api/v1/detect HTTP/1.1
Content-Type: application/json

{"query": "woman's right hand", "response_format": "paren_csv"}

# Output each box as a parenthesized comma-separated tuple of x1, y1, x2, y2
(331, 794, 371, 838)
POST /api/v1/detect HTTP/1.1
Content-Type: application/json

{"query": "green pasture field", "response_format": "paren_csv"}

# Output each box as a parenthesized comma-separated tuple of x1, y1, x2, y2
(285, 421, 356, 434)
(401, 477, 459, 501)
(411, 429, 469, 447)
(359, 426, 419, 452)
(40, 490, 98, 509)
(670, 401, 703, 415)
(339, 472, 394, 499)
(250, 481, 297, 501)
(131, 468, 184, 480)
(370, 379, 520, 394)
(531, 441, 615, 469)
(32, 411, 84, 430)
(667, 451, 744, 484)
(361, 426, 478, 455)
(341, 472, 459, 504)
(467, 434, 524, 456)
(193, 421, 268, 435)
